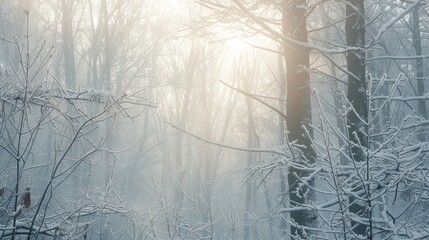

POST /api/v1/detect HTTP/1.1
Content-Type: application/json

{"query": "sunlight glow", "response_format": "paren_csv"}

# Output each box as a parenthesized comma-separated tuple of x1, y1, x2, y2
(226, 38, 247, 56)
(162, 0, 186, 16)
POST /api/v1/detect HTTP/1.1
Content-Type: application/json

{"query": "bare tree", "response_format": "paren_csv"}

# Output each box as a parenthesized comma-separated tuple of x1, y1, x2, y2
(344, 0, 371, 238)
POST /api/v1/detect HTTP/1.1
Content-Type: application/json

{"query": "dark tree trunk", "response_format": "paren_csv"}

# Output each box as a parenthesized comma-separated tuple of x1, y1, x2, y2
(282, 0, 317, 238)
(345, 0, 369, 238)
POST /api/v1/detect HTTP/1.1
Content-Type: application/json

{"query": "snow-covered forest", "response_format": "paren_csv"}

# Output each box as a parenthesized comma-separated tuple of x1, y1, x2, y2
(1, 0, 429, 239)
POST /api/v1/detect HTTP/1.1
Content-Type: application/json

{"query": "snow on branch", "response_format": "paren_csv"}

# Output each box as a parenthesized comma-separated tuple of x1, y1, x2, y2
(1, 87, 157, 109)
(165, 121, 290, 157)
(371, 0, 423, 44)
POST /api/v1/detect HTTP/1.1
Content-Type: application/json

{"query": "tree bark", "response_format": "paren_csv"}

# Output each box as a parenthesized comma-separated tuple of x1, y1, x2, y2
(282, 0, 317, 238)
(278, 45, 290, 238)
(345, 0, 369, 238)
(411, 5, 427, 142)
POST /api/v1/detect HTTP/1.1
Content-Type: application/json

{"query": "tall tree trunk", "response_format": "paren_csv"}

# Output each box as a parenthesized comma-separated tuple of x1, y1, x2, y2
(61, 0, 81, 194)
(278, 45, 290, 238)
(243, 97, 254, 240)
(102, 0, 112, 93)
(101, 0, 115, 187)
(61, 0, 76, 91)
(173, 44, 198, 238)
(200, 59, 213, 239)
(345, 0, 369, 238)
(282, 0, 317, 238)
(321, 5, 348, 166)
(411, 4, 427, 142)
(9, 0, 29, 69)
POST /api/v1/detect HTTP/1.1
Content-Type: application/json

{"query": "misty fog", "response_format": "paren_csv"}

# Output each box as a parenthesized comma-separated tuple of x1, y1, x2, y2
(1, 0, 429, 239)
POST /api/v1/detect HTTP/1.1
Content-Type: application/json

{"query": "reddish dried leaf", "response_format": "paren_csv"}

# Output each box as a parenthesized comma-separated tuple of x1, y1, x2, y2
(22, 192, 31, 208)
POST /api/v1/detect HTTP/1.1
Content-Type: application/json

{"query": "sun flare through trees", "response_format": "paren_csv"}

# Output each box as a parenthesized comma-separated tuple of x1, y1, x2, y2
(0, 0, 429, 239)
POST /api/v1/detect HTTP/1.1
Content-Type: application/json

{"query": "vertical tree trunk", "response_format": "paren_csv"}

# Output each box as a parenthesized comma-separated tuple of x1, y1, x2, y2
(200, 59, 213, 239)
(61, 0, 81, 193)
(321, 5, 348, 166)
(61, 0, 76, 91)
(102, 0, 112, 93)
(278, 45, 290, 238)
(173, 44, 198, 237)
(101, 0, 115, 187)
(9, 0, 29, 69)
(345, 0, 369, 238)
(88, 0, 102, 91)
(243, 97, 254, 240)
(282, 0, 317, 238)
(411, 5, 427, 142)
